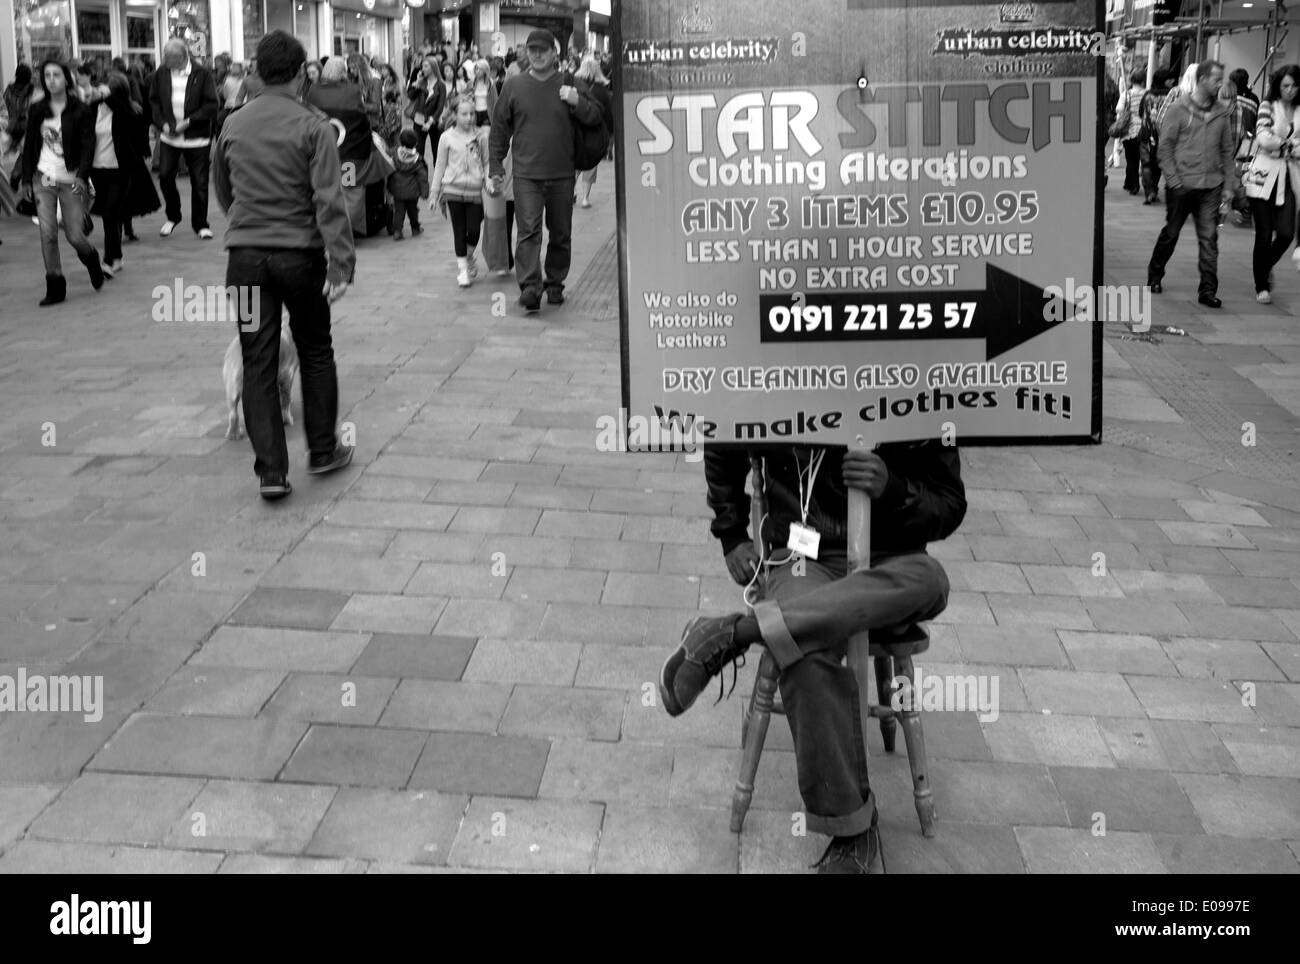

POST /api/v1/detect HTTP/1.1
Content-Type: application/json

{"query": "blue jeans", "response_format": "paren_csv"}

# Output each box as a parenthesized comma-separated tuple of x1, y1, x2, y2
(226, 247, 339, 479)
(754, 548, 950, 836)
(35, 177, 96, 276)
(1148, 185, 1221, 296)
(513, 175, 575, 297)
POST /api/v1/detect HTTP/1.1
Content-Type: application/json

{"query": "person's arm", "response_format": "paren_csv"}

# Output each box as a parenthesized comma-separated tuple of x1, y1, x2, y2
(212, 128, 232, 213)
(307, 119, 356, 286)
(488, 83, 511, 178)
(418, 160, 430, 199)
(431, 134, 450, 203)
(74, 105, 96, 182)
(1221, 112, 1237, 195)
(873, 444, 967, 546)
(1157, 103, 1181, 188)
(705, 448, 754, 554)
(148, 71, 166, 131)
(21, 108, 41, 184)
(567, 80, 604, 127)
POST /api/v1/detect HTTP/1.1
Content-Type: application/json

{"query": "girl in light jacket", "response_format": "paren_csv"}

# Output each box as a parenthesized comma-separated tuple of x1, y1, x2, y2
(432, 97, 489, 287)
(1246, 64, 1300, 303)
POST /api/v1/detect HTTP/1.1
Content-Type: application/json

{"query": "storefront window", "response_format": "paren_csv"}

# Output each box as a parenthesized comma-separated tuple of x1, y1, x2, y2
(333, 10, 385, 60)
(167, 0, 211, 60)
(76, 2, 113, 77)
(15, 0, 74, 65)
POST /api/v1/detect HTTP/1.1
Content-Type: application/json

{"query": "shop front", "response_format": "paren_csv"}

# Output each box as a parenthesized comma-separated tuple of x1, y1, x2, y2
(9, 0, 168, 72)
(242, 0, 320, 61)
(332, 0, 400, 61)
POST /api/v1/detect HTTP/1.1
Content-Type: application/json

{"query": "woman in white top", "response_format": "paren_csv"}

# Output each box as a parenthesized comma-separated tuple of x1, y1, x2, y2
(1246, 64, 1300, 302)
(471, 58, 496, 128)
(19, 59, 103, 306)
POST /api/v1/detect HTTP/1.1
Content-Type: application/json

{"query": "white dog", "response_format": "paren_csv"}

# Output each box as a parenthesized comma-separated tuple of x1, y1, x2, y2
(223, 331, 300, 440)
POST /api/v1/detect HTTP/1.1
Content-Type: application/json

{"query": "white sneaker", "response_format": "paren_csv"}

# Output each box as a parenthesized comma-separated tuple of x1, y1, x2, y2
(1257, 290, 1272, 304)
(102, 258, 124, 278)
(198, 228, 214, 240)
(160, 221, 178, 237)
(457, 266, 470, 287)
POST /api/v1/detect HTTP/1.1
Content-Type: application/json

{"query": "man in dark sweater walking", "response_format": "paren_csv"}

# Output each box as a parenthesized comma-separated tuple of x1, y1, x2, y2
(488, 28, 603, 313)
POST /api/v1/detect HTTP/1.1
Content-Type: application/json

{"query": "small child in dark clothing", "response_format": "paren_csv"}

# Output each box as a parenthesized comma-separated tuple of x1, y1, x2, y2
(388, 129, 430, 240)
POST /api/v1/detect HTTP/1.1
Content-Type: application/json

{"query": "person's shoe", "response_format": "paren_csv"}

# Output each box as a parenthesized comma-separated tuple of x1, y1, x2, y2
(307, 443, 355, 476)
(457, 264, 471, 287)
(393, 229, 404, 241)
(123, 228, 138, 242)
(546, 287, 565, 305)
(1149, 281, 1162, 294)
(496, 268, 511, 277)
(580, 198, 592, 208)
(259, 474, 292, 500)
(159, 220, 178, 237)
(100, 259, 116, 279)
(1198, 293, 1222, 309)
(411, 225, 422, 237)
(198, 227, 214, 240)
(814, 816, 885, 875)
(519, 288, 541, 313)
(38, 273, 66, 307)
(1293, 248, 1300, 272)
(658, 613, 748, 717)
(1257, 290, 1272, 305)
(79, 250, 104, 290)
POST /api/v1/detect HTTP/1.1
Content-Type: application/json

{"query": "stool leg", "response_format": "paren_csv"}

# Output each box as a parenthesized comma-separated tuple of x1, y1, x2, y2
(894, 655, 937, 838)
(874, 655, 897, 753)
(731, 650, 780, 834)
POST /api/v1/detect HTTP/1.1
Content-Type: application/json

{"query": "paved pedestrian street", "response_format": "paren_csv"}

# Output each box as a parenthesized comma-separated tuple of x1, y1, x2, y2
(1, 174, 1298, 874)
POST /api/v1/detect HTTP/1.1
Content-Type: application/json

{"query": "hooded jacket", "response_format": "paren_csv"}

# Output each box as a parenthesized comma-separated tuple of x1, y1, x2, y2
(1157, 92, 1236, 192)
(704, 442, 966, 558)
(388, 146, 430, 201)
(432, 124, 489, 201)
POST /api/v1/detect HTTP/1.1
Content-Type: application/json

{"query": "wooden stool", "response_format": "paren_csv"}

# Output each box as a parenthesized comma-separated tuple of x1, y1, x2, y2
(730, 623, 937, 838)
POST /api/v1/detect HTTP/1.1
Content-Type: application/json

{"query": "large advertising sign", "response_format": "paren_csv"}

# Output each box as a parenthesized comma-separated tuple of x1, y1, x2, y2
(615, 0, 1104, 448)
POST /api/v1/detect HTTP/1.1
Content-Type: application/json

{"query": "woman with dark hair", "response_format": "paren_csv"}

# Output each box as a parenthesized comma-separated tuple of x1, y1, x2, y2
(1245, 64, 1300, 303)
(1, 64, 35, 212)
(90, 71, 159, 276)
(19, 59, 103, 305)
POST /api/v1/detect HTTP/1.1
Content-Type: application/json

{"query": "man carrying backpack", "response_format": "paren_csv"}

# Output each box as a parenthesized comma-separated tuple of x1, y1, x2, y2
(488, 28, 603, 314)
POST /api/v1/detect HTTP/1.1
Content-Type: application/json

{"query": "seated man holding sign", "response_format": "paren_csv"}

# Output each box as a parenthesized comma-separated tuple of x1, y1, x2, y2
(660, 442, 965, 873)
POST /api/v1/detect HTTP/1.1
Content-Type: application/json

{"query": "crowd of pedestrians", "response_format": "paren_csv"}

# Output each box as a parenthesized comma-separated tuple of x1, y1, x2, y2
(1108, 58, 1300, 309)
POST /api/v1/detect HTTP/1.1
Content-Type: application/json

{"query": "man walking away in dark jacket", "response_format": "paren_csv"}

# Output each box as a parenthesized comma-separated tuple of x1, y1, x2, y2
(212, 29, 356, 501)
(660, 442, 966, 873)
(1147, 60, 1237, 308)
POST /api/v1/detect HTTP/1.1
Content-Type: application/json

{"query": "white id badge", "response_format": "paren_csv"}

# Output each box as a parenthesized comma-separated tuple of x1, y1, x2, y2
(787, 522, 821, 560)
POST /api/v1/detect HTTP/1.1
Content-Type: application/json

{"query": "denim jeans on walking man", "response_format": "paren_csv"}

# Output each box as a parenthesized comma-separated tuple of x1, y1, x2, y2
(226, 247, 340, 479)
(513, 175, 575, 299)
(1148, 185, 1222, 297)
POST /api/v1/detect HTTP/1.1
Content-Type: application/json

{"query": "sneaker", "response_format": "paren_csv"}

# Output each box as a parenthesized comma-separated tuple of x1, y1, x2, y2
(259, 474, 292, 500)
(457, 265, 471, 287)
(580, 199, 592, 209)
(658, 613, 748, 717)
(101, 259, 120, 279)
(814, 816, 884, 875)
(160, 220, 178, 237)
(411, 225, 423, 237)
(546, 287, 565, 305)
(307, 443, 355, 476)
(198, 227, 214, 240)
(519, 288, 541, 313)
(496, 268, 511, 277)
(1257, 290, 1272, 305)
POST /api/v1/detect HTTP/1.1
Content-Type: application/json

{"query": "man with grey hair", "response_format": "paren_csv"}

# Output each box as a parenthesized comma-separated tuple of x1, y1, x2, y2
(149, 37, 219, 238)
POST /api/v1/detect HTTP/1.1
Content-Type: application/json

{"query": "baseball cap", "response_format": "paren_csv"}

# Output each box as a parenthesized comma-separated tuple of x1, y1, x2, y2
(526, 28, 557, 50)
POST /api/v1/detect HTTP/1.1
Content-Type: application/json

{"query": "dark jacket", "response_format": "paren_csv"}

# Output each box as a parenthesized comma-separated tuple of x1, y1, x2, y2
(149, 61, 219, 139)
(212, 88, 356, 287)
(3, 81, 33, 142)
(387, 147, 429, 201)
(489, 69, 603, 179)
(704, 442, 966, 557)
(21, 95, 95, 183)
(90, 84, 161, 218)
